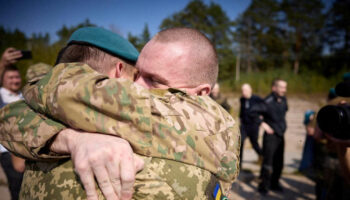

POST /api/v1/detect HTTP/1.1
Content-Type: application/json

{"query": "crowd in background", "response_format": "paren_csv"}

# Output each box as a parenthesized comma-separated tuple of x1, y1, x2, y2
(220, 75, 350, 199)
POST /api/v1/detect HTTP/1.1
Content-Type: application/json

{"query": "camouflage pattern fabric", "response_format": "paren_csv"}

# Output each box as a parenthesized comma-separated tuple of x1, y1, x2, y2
(0, 102, 222, 199)
(0, 100, 66, 160)
(25, 62, 52, 83)
(21, 156, 215, 200)
(0, 62, 240, 196)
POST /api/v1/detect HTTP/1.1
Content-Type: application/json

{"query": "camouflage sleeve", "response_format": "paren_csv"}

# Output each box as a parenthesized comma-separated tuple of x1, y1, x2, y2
(0, 100, 68, 160)
(23, 62, 154, 154)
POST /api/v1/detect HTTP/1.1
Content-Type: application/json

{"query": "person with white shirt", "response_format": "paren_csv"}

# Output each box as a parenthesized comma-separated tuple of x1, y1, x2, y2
(0, 65, 24, 200)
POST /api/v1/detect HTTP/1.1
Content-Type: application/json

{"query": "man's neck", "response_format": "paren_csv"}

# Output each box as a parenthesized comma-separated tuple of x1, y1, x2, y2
(2, 87, 20, 95)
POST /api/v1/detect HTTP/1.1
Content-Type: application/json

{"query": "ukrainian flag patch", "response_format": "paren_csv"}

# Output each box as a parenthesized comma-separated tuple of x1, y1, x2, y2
(213, 183, 228, 200)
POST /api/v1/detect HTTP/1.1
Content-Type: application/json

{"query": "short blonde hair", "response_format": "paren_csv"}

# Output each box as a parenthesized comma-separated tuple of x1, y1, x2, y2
(154, 28, 218, 87)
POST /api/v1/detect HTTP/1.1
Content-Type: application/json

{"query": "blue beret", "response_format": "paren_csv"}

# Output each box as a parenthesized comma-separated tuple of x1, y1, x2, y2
(68, 27, 139, 62)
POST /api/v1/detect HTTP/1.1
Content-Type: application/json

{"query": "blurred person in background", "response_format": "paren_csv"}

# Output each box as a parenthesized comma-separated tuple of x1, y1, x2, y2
(0, 53, 25, 200)
(0, 48, 22, 85)
(210, 82, 231, 112)
(239, 83, 263, 167)
(250, 78, 288, 195)
(299, 109, 316, 179)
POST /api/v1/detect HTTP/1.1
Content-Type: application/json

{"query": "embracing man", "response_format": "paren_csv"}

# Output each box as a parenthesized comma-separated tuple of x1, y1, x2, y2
(0, 27, 240, 200)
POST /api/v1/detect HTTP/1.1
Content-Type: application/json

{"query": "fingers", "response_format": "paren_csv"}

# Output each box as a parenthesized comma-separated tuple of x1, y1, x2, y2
(5, 47, 16, 53)
(120, 153, 135, 200)
(106, 158, 121, 197)
(8, 51, 22, 60)
(92, 164, 118, 200)
(2, 48, 22, 64)
(133, 155, 144, 172)
(69, 134, 139, 200)
(76, 162, 99, 200)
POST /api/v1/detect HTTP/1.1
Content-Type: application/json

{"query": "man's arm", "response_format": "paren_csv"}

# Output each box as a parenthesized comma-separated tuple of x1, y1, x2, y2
(249, 100, 274, 133)
(21, 62, 240, 185)
(23, 63, 153, 148)
(0, 100, 66, 160)
(0, 100, 144, 200)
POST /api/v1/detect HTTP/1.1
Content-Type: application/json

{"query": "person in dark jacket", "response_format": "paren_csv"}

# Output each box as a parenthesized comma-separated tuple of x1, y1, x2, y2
(252, 79, 288, 195)
(210, 83, 231, 112)
(239, 83, 263, 167)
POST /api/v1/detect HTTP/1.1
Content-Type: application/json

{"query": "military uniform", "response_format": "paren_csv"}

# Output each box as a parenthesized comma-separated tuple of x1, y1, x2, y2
(25, 62, 52, 82)
(0, 63, 240, 199)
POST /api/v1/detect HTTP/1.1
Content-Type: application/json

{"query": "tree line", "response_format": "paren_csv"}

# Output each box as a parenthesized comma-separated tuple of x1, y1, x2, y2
(0, 0, 348, 90)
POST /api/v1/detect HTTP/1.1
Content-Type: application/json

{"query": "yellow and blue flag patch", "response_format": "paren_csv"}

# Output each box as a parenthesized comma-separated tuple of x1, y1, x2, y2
(213, 183, 228, 200)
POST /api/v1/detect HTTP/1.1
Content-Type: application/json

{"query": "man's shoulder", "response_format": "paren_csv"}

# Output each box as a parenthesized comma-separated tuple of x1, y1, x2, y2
(264, 93, 274, 104)
(252, 95, 262, 101)
(151, 91, 236, 127)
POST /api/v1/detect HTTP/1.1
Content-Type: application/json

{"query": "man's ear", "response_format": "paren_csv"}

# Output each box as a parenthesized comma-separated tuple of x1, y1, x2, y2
(192, 84, 212, 96)
(109, 61, 124, 78)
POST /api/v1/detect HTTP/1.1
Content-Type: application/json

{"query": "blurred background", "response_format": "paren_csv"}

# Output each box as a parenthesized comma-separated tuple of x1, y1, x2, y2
(1, 0, 348, 94)
(1, 0, 349, 199)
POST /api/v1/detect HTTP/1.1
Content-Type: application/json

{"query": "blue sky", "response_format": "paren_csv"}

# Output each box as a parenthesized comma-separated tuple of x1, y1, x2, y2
(0, 0, 251, 42)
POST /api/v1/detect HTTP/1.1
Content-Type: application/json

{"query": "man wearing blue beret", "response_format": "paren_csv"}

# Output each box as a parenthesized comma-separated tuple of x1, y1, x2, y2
(0, 27, 240, 200)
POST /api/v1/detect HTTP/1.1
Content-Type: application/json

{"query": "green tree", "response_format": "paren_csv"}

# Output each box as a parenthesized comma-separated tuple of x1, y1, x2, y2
(0, 26, 32, 81)
(0, 27, 27, 53)
(141, 24, 151, 45)
(323, 0, 350, 75)
(326, 0, 350, 53)
(128, 23, 151, 52)
(0, 19, 97, 82)
(281, 0, 325, 74)
(159, 0, 235, 80)
(234, 0, 287, 72)
(56, 19, 95, 45)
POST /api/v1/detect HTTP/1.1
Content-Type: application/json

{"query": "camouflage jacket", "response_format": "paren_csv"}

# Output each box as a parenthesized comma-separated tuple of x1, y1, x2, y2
(0, 103, 223, 200)
(0, 62, 240, 194)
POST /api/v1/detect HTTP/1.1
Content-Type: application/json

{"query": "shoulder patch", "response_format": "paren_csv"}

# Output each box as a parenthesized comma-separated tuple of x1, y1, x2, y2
(213, 183, 228, 200)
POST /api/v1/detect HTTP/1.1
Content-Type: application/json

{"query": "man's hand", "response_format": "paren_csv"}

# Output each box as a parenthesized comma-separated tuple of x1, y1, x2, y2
(0, 48, 22, 67)
(51, 129, 144, 200)
(261, 122, 274, 134)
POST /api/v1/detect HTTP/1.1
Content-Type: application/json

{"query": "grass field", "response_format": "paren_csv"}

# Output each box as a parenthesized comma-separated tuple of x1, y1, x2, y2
(219, 69, 345, 95)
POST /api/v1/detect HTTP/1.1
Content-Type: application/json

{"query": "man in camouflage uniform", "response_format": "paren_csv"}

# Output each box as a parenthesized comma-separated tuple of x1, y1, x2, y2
(0, 27, 240, 199)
